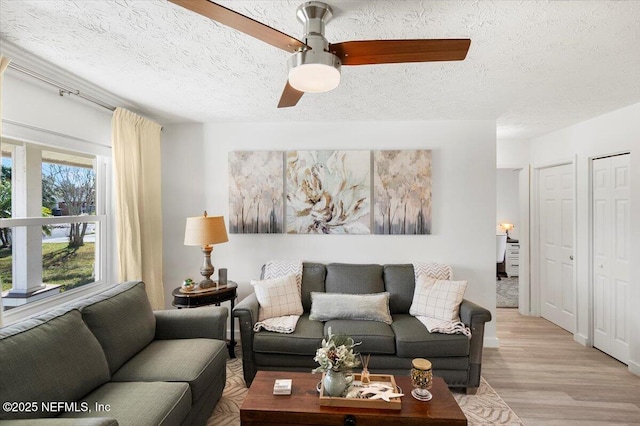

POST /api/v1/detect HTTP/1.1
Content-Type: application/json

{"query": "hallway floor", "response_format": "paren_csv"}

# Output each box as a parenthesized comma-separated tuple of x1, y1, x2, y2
(482, 308, 640, 425)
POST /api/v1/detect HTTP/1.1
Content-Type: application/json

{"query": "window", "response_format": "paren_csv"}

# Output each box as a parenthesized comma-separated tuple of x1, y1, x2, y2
(1, 139, 109, 313)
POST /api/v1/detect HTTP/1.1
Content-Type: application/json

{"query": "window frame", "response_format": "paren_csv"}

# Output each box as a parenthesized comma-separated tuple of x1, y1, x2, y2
(1, 124, 113, 324)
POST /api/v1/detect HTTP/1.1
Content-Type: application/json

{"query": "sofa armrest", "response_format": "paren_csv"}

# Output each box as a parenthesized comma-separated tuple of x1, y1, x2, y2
(154, 306, 228, 341)
(233, 292, 259, 326)
(232, 293, 259, 385)
(458, 299, 492, 390)
(459, 299, 492, 327)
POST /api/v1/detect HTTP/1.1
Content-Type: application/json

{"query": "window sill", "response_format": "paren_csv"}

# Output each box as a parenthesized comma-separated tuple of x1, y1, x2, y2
(2, 280, 110, 326)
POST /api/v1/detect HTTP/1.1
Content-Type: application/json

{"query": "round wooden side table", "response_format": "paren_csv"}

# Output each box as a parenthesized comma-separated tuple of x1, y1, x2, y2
(172, 281, 237, 358)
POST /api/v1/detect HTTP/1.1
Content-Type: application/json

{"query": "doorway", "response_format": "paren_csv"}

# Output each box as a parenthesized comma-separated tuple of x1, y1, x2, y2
(496, 168, 520, 308)
(496, 167, 530, 314)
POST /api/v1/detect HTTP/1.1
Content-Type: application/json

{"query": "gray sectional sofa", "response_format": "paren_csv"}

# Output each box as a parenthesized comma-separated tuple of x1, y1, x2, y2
(234, 263, 492, 393)
(0, 281, 228, 426)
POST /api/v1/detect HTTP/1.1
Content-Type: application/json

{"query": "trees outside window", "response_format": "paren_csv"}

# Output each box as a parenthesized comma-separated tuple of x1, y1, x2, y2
(43, 163, 95, 247)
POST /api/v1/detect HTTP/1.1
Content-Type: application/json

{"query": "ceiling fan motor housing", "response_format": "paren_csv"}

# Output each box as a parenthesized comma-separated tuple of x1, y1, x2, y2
(287, 1, 341, 93)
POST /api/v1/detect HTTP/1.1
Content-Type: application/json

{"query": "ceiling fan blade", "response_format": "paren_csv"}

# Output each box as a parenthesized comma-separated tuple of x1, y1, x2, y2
(278, 82, 304, 108)
(330, 39, 471, 66)
(169, 0, 306, 53)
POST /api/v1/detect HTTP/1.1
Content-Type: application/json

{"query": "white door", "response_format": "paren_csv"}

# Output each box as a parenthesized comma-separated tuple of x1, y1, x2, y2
(592, 154, 630, 363)
(539, 164, 575, 332)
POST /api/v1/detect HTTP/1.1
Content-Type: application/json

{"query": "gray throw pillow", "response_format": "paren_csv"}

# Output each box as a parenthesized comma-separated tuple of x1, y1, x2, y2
(309, 292, 393, 324)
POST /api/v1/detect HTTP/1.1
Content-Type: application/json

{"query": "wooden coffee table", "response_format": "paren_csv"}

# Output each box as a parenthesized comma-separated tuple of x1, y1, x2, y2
(240, 371, 467, 425)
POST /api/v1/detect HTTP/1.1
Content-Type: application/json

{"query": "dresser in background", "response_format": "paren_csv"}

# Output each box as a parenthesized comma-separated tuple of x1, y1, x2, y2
(506, 242, 520, 277)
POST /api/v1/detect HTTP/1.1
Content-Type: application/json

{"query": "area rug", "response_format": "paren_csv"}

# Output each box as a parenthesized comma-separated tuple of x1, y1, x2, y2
(497, 276, 519, 308)
(207, 352, 524, 426)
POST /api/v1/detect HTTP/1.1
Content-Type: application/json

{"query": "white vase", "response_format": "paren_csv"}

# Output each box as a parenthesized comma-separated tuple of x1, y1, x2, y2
(323, 370, 353, 397)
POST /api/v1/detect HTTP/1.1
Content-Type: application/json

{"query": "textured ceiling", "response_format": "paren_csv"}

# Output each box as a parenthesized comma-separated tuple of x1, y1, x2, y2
(1, 0, 639, 139)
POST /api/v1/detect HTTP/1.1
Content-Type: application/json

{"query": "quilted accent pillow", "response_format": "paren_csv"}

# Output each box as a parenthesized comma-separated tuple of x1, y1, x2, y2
(309, 292, 393, 324)
(409, 275, 467, 321)
(251, 274, 303, 321)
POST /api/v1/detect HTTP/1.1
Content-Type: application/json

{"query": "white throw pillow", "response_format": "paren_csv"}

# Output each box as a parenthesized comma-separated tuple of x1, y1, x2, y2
(409, 275, 467, 321)
(251, 274, 303, 321)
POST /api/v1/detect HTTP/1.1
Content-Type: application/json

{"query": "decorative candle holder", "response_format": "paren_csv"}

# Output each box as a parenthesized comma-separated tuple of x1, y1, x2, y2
(410, 358, 433, 401)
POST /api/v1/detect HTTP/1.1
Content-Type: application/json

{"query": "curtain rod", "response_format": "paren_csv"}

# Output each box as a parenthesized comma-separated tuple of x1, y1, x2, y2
(8, 62, 116, 112)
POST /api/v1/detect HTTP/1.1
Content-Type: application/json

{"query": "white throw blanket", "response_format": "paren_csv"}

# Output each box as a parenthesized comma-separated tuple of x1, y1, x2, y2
(253, 260, 303, 334)
(412, 262, 471, 338)
(415, 316, 472, 338)
(253, 314, 300, 333)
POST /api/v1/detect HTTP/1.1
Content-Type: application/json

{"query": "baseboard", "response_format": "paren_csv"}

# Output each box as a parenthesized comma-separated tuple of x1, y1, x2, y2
(484, 337, 500, 348)
(628, 360, 640, 377)
(573, 333, 589, 346)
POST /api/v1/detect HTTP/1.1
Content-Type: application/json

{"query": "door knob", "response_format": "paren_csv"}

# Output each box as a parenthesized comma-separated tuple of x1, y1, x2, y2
(569, 255, 574, 260)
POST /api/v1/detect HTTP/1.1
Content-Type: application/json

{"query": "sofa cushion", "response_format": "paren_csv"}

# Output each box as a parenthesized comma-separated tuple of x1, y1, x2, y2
(324, 320, 396, 355)
(309, 292, 392, 324)
(0, 309, 110, 420)
(409, 276, 467, 322)
(74, 281, 156, 374)
(382, 264, 415, 314)
(61, 381, 191, 426)
(301, 262, 326, 311)
(253, 314, 324, 355)
(391, 314, 469, 357)
(325, 264, 384, 294)
(111, 338, 227, 402)
(251, 274, 303, 321)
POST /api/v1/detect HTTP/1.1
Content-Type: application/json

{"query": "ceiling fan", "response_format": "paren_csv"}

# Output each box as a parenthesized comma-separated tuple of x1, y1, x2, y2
(168, 0, 471, 108)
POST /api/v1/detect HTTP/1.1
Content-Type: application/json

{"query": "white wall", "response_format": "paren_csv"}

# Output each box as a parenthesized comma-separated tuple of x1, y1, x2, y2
(2, 73, 112, 149)
(497, 138, 530, 168)
(162, 120, 499, 346)
(530, 102, 640, 376)
(496, 169, 520, 240)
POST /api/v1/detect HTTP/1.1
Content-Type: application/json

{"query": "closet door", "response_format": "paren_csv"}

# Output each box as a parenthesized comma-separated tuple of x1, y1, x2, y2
(592, 154, 630, 363)
(539, 164, 575, 332)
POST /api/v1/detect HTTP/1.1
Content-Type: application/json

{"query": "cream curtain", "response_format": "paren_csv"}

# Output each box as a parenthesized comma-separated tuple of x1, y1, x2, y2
(0, 55, 10, 326)
(112, 107, 165, 309)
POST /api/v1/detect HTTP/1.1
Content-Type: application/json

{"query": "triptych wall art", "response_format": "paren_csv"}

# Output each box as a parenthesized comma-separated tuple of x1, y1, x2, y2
(228, 149, 431, 235)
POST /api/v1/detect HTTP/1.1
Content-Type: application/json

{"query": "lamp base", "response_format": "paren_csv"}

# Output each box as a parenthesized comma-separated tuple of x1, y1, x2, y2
(198, 278, 215, 289)
(197, 244, 215, 289)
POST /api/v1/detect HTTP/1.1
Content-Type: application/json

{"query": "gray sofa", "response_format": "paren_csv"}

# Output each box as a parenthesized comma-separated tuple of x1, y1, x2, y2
(234, 263, 492, 393)
(0, 281, 228, 426)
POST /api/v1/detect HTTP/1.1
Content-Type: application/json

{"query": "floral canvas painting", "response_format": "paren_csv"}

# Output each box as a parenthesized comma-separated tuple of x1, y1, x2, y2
(229, 151, 284, 234)
(373, 150, 432, 234)
(286, 150, 370, 234)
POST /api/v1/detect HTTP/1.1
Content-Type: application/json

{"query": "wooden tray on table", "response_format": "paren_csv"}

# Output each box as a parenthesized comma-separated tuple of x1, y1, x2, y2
(319, 373, 402, 410)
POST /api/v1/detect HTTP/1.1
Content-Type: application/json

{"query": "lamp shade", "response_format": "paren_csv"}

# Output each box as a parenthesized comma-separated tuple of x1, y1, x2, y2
(184, 213, 229, 246)
(500, 223, 514, 232)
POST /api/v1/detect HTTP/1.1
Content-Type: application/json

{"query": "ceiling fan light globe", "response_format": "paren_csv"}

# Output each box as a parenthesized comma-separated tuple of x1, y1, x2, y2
(288, 63, 340, 93)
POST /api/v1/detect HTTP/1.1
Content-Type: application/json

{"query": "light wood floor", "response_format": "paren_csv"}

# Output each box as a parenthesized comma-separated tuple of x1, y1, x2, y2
(483, 308, 640, 425)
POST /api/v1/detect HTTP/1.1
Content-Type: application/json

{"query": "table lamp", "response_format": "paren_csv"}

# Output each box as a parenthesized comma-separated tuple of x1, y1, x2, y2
(184, 212, 228, 289)
(500, 223, 514, 240)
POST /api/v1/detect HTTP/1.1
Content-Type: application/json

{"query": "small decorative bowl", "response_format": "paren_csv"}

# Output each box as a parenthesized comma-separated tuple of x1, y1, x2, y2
(181, 279, 195, 292)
